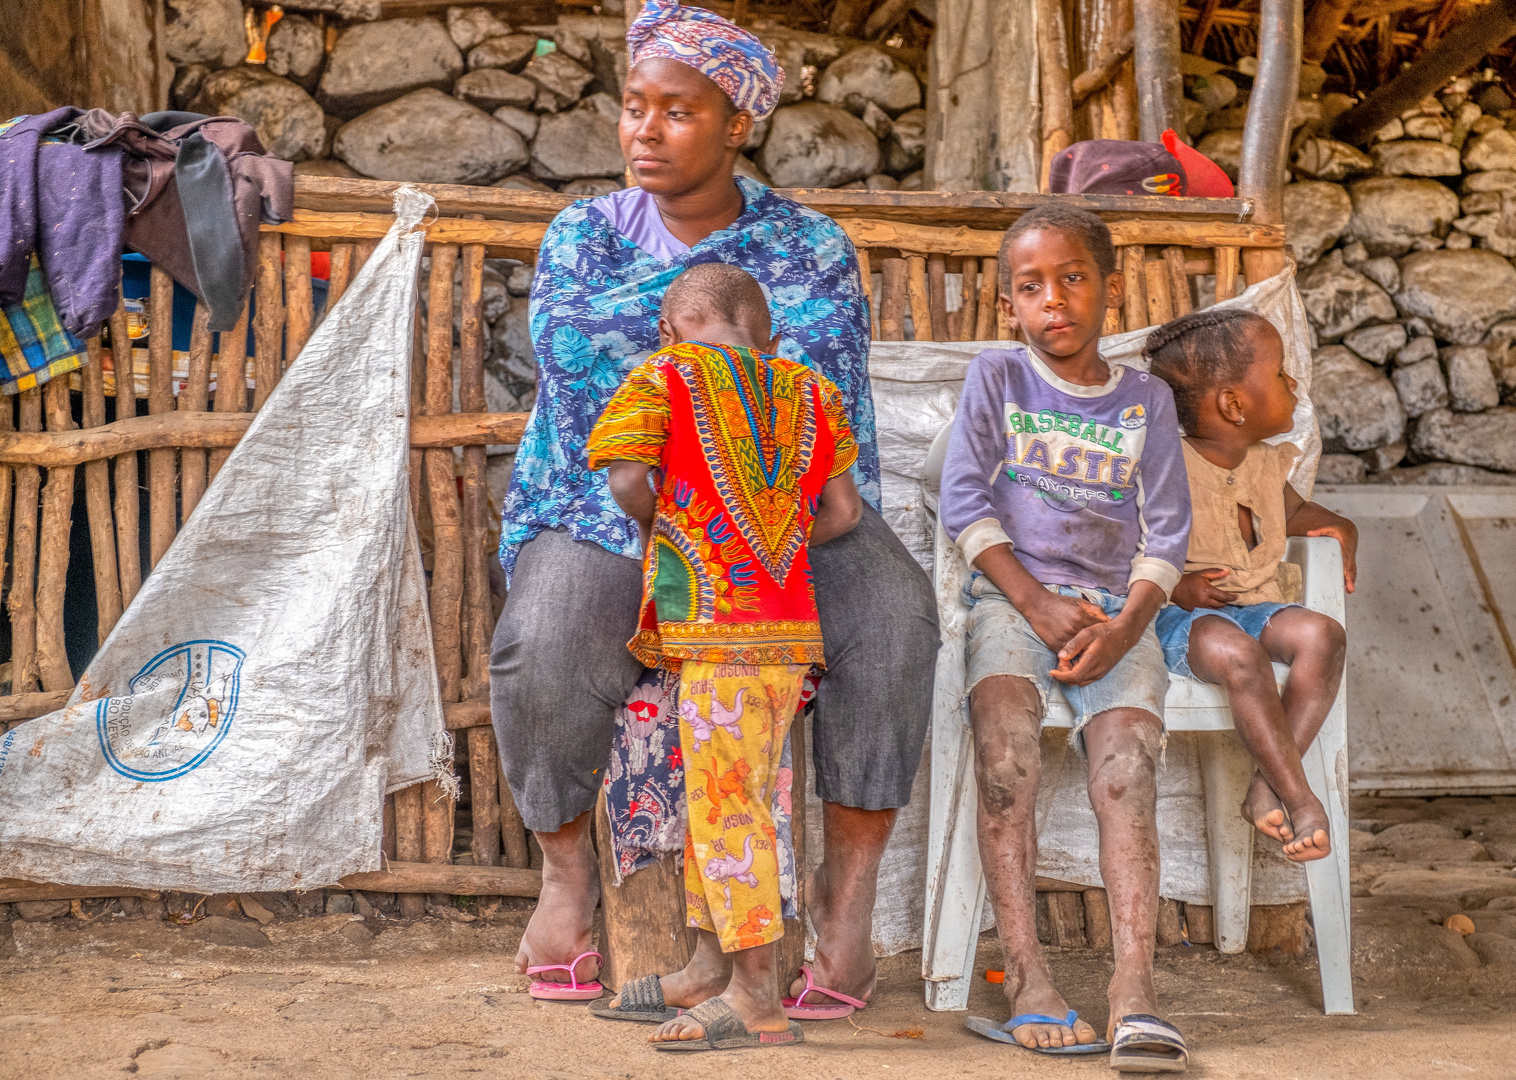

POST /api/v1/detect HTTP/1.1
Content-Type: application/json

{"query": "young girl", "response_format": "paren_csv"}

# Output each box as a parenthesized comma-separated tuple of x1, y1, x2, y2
(1145, 309, 1358, 863)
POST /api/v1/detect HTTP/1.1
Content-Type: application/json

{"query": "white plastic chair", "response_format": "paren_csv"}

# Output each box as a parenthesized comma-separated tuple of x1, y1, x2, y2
(917, 423, 1354, 1016)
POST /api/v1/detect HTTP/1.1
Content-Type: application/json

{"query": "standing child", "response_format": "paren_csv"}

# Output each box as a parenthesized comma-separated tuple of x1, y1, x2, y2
(1145, 309, 1356, 862)
(939, 204, 1193, 1072)
(585, 262, 862, 1052)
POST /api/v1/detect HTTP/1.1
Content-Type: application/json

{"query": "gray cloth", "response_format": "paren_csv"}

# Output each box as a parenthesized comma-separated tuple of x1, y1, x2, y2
(491, 504, 939, 832)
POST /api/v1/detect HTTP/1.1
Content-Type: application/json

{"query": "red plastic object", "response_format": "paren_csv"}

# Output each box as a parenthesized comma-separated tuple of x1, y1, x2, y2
(1161, 129, 1235, 198)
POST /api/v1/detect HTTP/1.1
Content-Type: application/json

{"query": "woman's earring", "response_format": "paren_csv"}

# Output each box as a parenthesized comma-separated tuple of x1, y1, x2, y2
(1235, 415, 1246, 425)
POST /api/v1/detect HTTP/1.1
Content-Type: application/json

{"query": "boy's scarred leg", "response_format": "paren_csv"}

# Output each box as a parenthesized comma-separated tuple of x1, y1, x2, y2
(651, 661, 802, 1043)
(1186, 615, 1333, 862)
(1259, 607, 1346, 860)
(1082, 707, 1163, 1039)
(513, 810, 601, 984)
(970, 675, 1099, 1050)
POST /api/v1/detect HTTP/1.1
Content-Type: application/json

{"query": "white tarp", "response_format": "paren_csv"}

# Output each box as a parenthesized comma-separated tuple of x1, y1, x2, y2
(0, 187, 449, 894)
(840, 265, 1318, 955)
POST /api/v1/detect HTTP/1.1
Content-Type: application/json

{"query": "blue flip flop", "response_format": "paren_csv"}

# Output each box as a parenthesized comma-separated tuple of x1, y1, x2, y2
(966, 1010, 1112, 1055)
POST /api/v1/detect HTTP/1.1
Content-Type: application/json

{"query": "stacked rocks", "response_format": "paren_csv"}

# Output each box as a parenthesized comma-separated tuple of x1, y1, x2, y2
(1185, 57, 1516, 486)
(165, 3, 931, 194)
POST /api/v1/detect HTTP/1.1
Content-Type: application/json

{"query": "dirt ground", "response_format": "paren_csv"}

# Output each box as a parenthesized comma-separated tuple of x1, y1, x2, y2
(3, 794, 1515, 1080)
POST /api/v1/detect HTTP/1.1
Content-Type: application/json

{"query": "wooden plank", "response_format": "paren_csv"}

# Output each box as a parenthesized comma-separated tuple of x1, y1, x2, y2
(0, 412, 528, 467)
(252, 234, 284, 409)
(109, 302, 142, 610)
(926, 254, 949, 342)
(842, 218, 1283, 259)
(35, 381, 74, 692)
(1083, 888, 1114, 950)
(467, 727, 502, 868)
(975, 258, 998, 341)
(326, 243, 355, 310)
(458, 235, 491, 701)
(905, 255, 932, 341)
(147, 267, 177, 569)
(10, 390, 41, 694)
(595, 789, 696, 992)
(879, 257, 907, 341)
(1144, 258, 1175, 327)
(267, 209, 548, 254)
(1214, 246, 1239, 303)
(1157, 897, 1185, 946)
(81, 338, 123, 643)
(1163, 246, 1193, 317)
(1047, 890, 1086, 948)
(1185, 902, 1215, 944)
(0, 689, 70, 723)
(957, 259, 979, 342)
(857, 247, 877, 338)
(0, 862, 540, 903)
(283, 234, 315, 366)
(425, 244, 463, 706)
(177, 305, 214, 522)
(209, 300, 249, 480)
(1121, 246, 1148, 331)
(289, 173, 1257, 229)
(1247, 900, 1308, 956)
(393, 782, 425, 917)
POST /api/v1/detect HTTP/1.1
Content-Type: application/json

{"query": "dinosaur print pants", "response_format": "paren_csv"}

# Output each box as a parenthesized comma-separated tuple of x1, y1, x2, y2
(679, 660, 806, 954)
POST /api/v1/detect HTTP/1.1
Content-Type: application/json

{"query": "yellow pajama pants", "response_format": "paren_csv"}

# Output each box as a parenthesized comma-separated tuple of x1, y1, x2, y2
(679, 660, 806, 954)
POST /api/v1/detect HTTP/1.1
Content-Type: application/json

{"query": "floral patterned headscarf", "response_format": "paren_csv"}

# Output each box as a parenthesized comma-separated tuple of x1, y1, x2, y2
(625, 0, 785, 120)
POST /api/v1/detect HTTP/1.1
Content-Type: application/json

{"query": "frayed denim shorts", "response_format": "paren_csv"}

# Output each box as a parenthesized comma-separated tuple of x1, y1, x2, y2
(963, 574, 1169, 743)
(1154, 601, 1300, 679)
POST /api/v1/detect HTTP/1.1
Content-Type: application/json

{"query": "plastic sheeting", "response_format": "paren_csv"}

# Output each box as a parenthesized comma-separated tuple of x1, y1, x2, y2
(848, 266, 1317, 956)
(0, 187, 449, 894)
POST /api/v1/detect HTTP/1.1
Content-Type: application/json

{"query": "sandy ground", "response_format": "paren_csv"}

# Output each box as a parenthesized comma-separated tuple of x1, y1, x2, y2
(2, 795, 1515, 1080)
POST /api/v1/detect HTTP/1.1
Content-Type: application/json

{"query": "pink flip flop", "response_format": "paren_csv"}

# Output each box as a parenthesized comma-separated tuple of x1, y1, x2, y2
(527, 950, 604, 1002)
(782, 964, 868, 1020)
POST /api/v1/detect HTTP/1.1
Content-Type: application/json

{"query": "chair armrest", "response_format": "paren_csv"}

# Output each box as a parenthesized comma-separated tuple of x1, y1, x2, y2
(1285, 535, 1345, 625)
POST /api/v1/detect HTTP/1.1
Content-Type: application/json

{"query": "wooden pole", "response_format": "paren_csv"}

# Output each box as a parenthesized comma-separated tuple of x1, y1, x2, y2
(146, 266, 176, 569)
(284, 235, 315, 366)
(905, 255, 933, 341)
(1163, 246, 1193, 317)
(424, 245, 464, 706)
(393, 783, 425, 918)
(1238, 0, 1301, 285)
(109, 302, 142, 609)
(252, 234, 284, 409)
(209, 301, 249, 480)
(927, 255, 949, 342)
(1331, 0, 1516, 146)
(958, 259, 979, 342)
(879, 258, 907, 341)
(177, 305, 214, 522)
(1037, 0, 1075, 191)
(975, 258, 998, 341)
(81, 338, 123, 643)
(499, 760, 530, 869)
(467, 728, 501, 868)
(457, 232, 491, 702)
(10, 390, 41, 694)
(1121, 246, 1148, 331)
(1134, 0, 1185, 141)
(35, 381, 74, 692)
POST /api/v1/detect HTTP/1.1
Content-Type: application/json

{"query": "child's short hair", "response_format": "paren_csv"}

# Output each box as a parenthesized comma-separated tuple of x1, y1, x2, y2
(1143, 308, 1278, 430)
(661, 262, 772, 336)
(998, 204, 1118, 294)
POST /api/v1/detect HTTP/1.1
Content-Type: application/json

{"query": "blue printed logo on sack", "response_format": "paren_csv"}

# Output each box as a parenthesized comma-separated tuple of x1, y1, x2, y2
(96, 640, 245, 781)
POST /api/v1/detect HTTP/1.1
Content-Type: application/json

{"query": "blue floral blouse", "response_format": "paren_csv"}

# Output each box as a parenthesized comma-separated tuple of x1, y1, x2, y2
(499, 176, 879, 579)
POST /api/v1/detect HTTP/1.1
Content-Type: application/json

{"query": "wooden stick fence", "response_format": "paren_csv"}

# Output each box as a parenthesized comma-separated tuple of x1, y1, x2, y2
(0, 181, 1285, 943)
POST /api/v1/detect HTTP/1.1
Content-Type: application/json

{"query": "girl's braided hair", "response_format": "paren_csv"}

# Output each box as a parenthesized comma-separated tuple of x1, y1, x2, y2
(1142, 307, 1277, 431)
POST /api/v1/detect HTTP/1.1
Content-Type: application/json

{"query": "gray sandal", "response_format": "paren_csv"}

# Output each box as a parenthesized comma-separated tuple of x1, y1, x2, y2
(587, 974, 683, 1023)
(654, 996, 804, 1052)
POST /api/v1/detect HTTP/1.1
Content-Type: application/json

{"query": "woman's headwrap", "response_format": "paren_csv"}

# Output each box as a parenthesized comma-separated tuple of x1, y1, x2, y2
(625, 0, 785, 120)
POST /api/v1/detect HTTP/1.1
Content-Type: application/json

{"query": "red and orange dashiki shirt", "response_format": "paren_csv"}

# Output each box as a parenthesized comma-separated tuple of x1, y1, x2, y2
(586, 341, 858, 670)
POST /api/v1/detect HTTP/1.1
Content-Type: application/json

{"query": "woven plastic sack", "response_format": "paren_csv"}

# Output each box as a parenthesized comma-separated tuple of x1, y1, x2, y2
(0, 187, 449, 893)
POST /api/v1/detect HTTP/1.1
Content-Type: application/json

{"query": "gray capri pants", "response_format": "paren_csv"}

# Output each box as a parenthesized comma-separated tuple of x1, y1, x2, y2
(490, 503, 940, 833)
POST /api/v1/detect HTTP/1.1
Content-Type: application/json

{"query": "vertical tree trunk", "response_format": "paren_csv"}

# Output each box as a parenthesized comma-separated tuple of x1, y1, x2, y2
(1037, 0, 1076, 190)
(926, 0, 997, 190)
(1133, 0, 1184, 140)
(1240, 0, 1302, 283)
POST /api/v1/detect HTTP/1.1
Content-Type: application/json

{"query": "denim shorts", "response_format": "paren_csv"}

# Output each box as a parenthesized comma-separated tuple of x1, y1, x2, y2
(963, 574, 1169, 743)
(1154, 601, 1300, 679)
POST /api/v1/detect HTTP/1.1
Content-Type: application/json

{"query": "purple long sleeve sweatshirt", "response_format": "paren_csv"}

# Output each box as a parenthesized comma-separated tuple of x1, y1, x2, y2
(940, 344, 1192, 599)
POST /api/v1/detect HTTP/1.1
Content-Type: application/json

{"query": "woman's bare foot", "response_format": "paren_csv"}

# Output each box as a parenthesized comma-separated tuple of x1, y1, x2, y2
(1281, 797, 1332, 862)
(1004, 974, 1099, 1050)
(1241, 772, 1294, 845)
(514, 813, 600, 984)
(605, 931, 730, 1011)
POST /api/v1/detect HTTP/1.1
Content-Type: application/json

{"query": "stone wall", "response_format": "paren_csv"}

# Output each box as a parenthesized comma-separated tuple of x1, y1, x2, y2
(1184, 58, 1516, 486)
(166, 1, 929, 193)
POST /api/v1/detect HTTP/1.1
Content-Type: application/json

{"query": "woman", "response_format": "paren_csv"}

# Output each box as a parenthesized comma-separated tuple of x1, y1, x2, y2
(491, 0, 938, 1046)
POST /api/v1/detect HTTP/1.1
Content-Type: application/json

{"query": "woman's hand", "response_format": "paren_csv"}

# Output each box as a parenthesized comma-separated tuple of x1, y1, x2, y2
(1305, 519, 1358, 593)
(1171, 568, 1232, 611)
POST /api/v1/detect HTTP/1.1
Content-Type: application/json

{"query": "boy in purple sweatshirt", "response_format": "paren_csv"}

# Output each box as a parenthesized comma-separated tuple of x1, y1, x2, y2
(941, 205, 1191, 1072)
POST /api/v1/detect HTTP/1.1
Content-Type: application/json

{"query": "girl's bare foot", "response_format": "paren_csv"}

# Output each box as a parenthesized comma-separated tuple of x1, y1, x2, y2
(1241, 772, 1294, 844)
(1281, 798, 1332, 862)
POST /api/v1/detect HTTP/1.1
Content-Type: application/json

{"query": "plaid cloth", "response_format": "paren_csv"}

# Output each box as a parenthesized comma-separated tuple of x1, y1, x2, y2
(0, 253, 87, 395)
